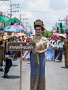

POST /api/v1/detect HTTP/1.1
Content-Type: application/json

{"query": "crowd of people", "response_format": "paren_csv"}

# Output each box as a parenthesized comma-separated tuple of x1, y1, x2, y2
(47, 35, 65, 61)
(0, 33, 31, 78)
(0, 19, 68, 90)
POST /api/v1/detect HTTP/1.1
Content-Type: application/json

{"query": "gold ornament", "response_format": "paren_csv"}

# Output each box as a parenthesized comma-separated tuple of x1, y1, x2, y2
(34, 19, 44, 27)
(33, 35, 47, 64)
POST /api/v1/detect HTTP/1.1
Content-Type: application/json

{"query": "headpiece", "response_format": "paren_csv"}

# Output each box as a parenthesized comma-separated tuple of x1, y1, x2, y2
(34, 19, 44, 27)
(34, 19, 45, 31)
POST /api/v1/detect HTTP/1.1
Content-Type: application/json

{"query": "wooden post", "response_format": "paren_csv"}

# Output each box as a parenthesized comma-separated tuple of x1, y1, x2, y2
(7, 42, 35, 90)
(20, 51, 22, 90)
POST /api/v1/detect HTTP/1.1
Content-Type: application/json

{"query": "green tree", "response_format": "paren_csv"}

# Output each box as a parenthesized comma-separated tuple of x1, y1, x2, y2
(42, 30, 53, 38)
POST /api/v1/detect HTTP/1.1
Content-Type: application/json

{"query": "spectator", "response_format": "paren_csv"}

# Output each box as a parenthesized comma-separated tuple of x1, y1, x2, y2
(55, 36, 64, 61)
(63, 31, 68, 67)
(3, 37, 13, 78)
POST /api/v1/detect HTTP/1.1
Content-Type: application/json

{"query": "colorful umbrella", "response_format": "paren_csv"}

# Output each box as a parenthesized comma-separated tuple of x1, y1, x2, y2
(6, 17, 21, 23)
(66, 24, 68, 28)
(66, 24, 68, 29)
(4, 24, 26, 32)
(12, 32, 26, 36)
(0, 15, 9, 23)
(57, 24, 66, 30)
(53, 33, 66, 38)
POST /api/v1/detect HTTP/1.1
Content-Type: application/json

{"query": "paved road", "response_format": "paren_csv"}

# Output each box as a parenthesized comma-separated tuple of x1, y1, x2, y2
(0, 58, 68, 90)
(46, 61, 68, 90)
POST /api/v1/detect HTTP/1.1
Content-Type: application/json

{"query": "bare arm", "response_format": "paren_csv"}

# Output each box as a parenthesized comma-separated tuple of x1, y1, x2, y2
(23, 51, 29, 58)
(36, 49, 47, 54)
(21, 51, 29, 60)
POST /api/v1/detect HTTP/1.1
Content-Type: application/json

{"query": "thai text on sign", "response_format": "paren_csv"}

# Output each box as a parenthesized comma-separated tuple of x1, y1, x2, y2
(7, 42, 36, 51)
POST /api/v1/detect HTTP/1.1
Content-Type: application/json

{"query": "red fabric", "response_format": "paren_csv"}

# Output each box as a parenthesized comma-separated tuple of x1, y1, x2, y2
(41, 27, 46, 31)
(55, 35, 59, 40)
(26, 38, 30, 42)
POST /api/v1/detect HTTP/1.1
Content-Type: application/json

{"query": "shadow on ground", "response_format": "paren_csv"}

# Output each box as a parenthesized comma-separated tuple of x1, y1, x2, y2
(12, 64, 18, 67)
(1, 75, 20, 79)
(61, 66, 68, 69)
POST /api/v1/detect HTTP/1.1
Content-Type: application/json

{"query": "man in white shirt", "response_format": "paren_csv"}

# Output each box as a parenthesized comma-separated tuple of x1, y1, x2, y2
(55, 36, 64, 61)
(49, 36, 55, 48)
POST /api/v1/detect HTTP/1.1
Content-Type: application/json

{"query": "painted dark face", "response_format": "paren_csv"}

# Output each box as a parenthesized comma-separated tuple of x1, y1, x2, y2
(35, 27, 42, 35)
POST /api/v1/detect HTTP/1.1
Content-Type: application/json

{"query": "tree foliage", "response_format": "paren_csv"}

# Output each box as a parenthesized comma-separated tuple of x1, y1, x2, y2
(42, 30, 53, 38)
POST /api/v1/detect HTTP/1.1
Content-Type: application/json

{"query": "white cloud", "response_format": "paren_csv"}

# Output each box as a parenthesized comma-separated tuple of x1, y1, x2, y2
(0, 0, 68, 31)
(65, 0, 68, 4)
(26, 0, 68, 30)
(0, 5, 8, 11)
(20, 12, 34, 18)
(49, 0, 68, 10)
(13, 0, 24, 3)
(27, 0, 50, 11)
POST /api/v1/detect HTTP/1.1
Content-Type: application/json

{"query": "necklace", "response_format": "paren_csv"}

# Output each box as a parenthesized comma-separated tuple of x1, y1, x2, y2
(34, 34, 42, 43)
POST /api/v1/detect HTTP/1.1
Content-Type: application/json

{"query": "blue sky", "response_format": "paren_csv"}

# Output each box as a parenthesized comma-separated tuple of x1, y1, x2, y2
(0, 0, 68, 33)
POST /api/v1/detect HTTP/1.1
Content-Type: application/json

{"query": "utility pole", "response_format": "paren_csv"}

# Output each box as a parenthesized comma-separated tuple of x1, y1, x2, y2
(0, 0, 20, 18)
(59, 15, 68, 25)
(19, 14, 27, 25)
(0, 0, 12, 18)
(0, 0, 9, 15)
(10, 0, 12, 18)
(9, 2, 20, 18)
(65, 15, 68, 25)
(55, 22, 60, 33)
(25, 22, 29, 33)
(59, 15, 68, 33)
(6, 0, 20, 18)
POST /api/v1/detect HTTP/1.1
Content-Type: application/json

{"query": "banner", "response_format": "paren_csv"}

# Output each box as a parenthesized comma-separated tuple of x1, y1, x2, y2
(45, 49, 54, 61)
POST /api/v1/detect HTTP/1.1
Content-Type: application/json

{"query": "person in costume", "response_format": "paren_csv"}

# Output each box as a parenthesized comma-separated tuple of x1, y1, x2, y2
(63, 31, 68, 67)
(21, 19, 47, 90)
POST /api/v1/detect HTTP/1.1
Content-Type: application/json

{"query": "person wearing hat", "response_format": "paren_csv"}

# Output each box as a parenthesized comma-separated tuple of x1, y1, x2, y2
(21, 19, 47, 90)
(63, 31, 68, 67)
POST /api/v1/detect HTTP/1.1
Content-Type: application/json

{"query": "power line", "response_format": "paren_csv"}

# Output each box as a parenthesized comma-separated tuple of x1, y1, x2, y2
(0, 1, 5, 7)
(30, 11, 52, 13)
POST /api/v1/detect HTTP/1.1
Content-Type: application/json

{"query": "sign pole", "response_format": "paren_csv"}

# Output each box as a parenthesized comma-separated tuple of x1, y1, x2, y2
(7, 42, 35, 90)
(20, 51, 22, 90)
